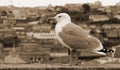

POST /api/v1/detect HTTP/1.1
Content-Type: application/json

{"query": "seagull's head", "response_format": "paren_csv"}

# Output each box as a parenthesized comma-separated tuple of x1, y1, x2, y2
(53, 13, 71, 23)
(47, 13, 71, 29)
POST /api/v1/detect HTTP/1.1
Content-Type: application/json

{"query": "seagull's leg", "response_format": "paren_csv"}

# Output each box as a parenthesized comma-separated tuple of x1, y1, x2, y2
(68, 48, 73, 65)
(64, 47, 73, 65)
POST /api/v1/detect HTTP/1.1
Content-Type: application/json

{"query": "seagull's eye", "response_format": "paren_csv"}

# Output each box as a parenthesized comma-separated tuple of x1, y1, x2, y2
(58, 16, 61, 18)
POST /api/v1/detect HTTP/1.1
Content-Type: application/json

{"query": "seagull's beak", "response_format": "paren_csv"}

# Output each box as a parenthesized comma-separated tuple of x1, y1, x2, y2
(47, 17, 56, 24)
(47, 17, 57, 29)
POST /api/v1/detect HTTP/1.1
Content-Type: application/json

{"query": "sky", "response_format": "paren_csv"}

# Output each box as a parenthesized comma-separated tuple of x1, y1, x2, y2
(0, 0, 119, 7)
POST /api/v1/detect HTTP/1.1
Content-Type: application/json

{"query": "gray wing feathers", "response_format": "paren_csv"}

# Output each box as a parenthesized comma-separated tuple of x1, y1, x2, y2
(59, 23, 103, 50)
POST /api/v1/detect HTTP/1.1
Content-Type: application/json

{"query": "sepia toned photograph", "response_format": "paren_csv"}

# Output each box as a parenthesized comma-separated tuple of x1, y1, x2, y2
(0, 0, 120, 70)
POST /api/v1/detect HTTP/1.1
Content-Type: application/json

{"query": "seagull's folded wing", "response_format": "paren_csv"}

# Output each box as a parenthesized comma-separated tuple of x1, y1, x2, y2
(59, 23, 103, 50)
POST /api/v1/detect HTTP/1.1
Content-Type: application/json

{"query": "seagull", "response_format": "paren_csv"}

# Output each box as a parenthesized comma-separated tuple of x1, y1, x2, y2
(50, 13, 113, 64)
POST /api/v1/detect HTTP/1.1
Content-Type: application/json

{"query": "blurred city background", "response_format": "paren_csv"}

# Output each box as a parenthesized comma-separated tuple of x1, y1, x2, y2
(0, 0, 119, 65)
